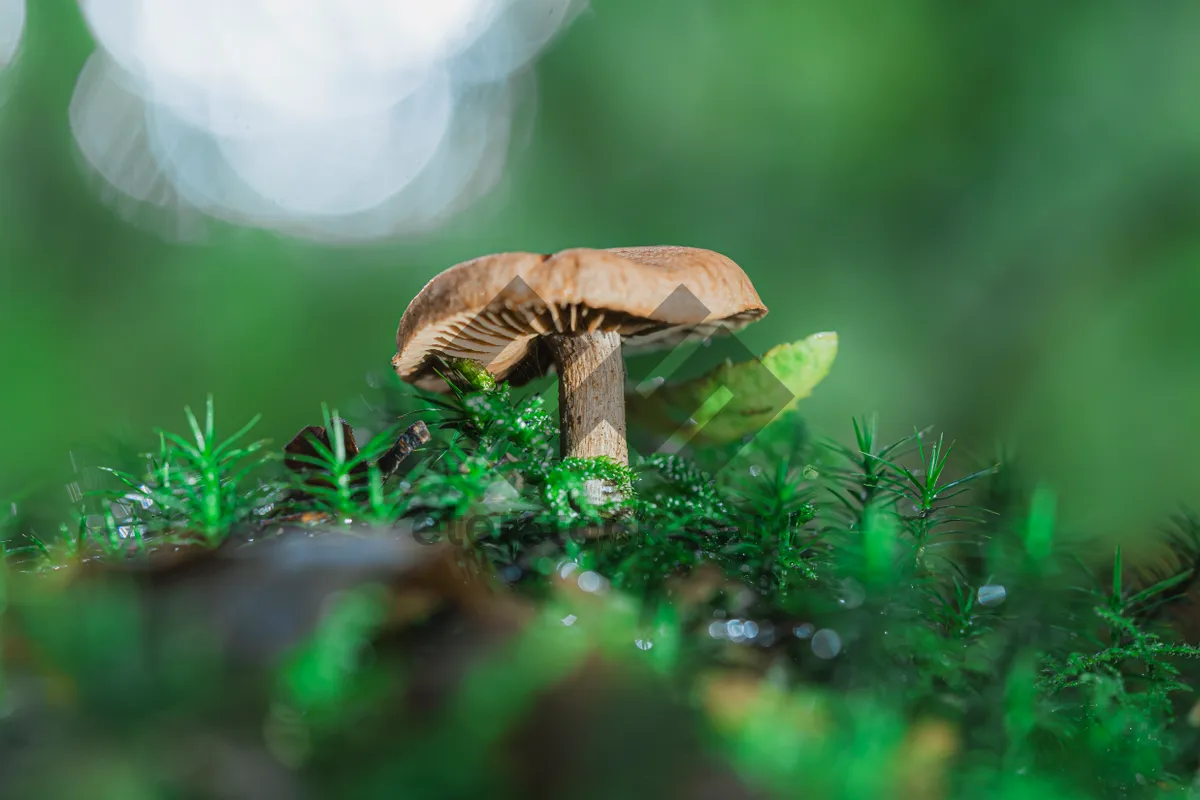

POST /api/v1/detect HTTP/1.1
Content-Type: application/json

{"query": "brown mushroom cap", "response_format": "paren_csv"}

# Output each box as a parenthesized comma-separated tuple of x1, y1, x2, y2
(393, 246, 768, 391)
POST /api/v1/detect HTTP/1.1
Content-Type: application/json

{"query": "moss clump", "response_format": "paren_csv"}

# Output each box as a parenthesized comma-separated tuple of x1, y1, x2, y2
(4, 369, 1200, 799)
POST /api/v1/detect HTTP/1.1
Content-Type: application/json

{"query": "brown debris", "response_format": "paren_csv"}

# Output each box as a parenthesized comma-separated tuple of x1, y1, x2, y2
(376, 419, 432, 480)
(283, 418, 365, 487)
(282, 419, 431, 501)
(894, 719, 959, 800)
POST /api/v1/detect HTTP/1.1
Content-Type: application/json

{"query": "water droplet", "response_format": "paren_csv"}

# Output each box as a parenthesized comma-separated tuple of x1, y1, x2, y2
(635, 639, 653, 651)
(839, 578, 866, 609)
(749, 465, 761, 477)
(726, 620, 746, 642)
(802, 465, 819, 480)
(558, 561, 579, 580)
(577, 571, 603, 593)
(743, 621, 760, 640)
(811, 629, 842, 659)
(977, 584, 1007, 607)
(793, 623, 815, 639)
(708, 621, 726, 639)
(561, 614, 577, 627)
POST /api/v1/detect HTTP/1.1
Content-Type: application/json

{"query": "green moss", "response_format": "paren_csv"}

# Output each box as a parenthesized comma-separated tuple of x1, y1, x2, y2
(444, 356, 498, 393)
(5, 364, 1200, 798)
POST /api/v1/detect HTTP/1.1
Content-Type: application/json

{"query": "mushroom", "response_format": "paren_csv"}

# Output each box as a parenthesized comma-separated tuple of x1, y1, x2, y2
(392, 246, 767, 503)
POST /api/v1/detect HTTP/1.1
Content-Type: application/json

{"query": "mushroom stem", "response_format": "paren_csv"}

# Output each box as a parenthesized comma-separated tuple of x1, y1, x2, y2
(546, 331, 628, 504)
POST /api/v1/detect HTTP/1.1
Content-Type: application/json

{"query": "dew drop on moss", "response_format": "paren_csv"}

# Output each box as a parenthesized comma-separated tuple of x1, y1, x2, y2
(577, 570, 603, 593)
(977, 584, 1007, 607)
(811, 629, 842, 659)
(838, 578, 866, 609)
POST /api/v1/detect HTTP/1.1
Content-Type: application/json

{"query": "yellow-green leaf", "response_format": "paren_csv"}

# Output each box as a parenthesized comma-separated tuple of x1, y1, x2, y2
(629, 332, 838, 446)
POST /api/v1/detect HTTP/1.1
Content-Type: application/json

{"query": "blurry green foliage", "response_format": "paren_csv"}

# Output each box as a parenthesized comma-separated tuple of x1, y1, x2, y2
(1, 1, 1200, 543)
(4, 378, 1200, 798)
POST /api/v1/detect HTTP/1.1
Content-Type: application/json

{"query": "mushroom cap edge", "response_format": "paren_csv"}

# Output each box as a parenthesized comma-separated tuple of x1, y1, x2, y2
(392, 246, 768, 391)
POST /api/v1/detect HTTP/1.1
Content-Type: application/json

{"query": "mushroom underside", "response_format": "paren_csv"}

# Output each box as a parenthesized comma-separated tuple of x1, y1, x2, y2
(397, 303, 764, 389)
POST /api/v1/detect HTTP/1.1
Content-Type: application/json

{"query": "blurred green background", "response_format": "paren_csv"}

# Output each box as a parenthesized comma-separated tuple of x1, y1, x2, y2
(2, 1, 1200, 545)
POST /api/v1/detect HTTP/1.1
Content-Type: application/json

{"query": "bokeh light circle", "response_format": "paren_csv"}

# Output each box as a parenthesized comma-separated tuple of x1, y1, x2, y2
(0, 0, 25, 70)
(70, 0, 581, 242)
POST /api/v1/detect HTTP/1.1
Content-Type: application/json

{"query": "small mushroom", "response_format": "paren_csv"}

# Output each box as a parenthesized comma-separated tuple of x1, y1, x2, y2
(392, 246, 767, 503)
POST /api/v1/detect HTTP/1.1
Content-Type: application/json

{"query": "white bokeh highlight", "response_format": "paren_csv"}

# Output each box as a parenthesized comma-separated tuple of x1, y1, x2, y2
(71, 0, 581, 241)
(0, 0, 24, 69)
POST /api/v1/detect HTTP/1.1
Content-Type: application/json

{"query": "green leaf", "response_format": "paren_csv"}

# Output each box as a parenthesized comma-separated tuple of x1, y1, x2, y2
(630, 331, 838, 445)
